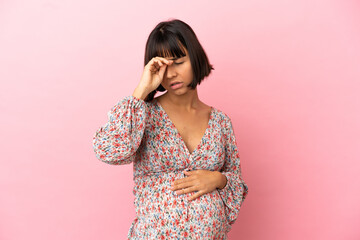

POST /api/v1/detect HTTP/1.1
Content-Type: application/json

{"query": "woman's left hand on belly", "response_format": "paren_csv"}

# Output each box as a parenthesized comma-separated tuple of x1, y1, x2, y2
(170, 170, 226, 201)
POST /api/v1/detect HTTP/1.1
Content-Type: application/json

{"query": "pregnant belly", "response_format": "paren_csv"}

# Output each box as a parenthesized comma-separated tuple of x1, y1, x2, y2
(133, 171, 228, 236)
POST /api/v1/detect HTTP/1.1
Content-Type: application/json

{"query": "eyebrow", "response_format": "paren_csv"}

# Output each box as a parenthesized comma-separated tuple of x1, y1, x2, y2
(167, 56, 184, 60)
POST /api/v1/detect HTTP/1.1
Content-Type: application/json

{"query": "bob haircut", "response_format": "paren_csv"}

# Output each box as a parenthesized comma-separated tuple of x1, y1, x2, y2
(143, 19, 214, 102)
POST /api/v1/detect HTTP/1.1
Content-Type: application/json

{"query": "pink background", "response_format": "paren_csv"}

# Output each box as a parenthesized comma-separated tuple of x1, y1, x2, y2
(1, 0, 359, 239)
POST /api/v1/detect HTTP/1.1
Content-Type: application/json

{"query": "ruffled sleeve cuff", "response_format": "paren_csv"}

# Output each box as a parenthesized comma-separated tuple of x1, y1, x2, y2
(92, 95, 147, 165)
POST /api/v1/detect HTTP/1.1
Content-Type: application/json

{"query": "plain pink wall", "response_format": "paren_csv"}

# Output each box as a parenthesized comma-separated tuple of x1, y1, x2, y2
(1, 0, 359, 239)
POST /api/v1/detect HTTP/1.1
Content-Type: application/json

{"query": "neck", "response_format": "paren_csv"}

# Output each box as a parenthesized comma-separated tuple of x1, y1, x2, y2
(162, 88, 201, 112)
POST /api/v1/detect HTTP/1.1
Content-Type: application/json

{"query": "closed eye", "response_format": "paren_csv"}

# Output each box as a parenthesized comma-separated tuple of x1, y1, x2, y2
(174, 62, 184, 65)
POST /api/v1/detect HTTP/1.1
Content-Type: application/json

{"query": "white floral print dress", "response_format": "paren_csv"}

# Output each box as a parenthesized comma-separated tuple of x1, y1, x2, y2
(92, 95, 249, 239)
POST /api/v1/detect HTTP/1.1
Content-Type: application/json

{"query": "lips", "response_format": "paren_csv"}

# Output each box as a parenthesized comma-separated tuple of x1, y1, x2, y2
(170, 81, 181, 86)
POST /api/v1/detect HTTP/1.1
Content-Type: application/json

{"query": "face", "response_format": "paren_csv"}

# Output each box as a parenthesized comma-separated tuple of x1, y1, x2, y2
(160, 48, 194, 94)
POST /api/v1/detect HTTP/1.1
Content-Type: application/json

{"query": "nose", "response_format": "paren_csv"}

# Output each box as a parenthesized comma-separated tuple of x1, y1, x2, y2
(165, 64, 177, 79)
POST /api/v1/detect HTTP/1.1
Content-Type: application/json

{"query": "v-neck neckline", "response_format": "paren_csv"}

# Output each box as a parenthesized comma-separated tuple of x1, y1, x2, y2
(154, 98, 214, 157)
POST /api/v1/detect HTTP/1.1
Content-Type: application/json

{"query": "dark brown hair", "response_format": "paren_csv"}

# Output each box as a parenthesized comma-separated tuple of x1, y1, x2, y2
(143, 19, 214, 102)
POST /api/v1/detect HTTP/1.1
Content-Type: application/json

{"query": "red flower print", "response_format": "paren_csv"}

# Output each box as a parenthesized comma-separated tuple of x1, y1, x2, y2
(93, 96, 249, 239)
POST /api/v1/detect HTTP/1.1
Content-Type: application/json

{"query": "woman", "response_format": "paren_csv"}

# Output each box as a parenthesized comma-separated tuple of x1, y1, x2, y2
(92, 19, 248, 239)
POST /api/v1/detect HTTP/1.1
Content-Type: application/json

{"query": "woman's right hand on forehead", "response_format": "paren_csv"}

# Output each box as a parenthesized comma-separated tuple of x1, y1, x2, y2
(137, 57, 173, 94)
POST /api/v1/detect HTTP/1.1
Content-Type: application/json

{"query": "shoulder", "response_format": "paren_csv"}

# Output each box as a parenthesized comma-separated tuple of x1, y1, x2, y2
(212, 107, 232, 124)
(211, 107, 235, 135)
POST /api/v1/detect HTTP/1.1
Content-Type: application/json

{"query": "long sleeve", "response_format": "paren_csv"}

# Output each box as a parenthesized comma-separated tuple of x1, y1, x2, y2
(217, 116, 249, 226)
(92, 95, 147, 165)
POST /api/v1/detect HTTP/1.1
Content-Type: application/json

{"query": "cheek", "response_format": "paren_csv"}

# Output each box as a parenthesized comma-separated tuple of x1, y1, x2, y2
(182, 63, 193, 78)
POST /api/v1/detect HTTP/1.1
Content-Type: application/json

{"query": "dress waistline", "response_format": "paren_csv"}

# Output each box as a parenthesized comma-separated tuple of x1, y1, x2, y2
(134, 167, 195, 179)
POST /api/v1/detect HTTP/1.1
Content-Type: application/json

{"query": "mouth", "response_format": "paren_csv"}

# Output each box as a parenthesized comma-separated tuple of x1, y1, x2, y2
(170, 81, 182, 86)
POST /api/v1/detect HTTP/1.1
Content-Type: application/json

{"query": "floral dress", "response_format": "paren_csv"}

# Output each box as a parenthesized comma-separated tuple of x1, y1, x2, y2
(92, 95, 249, 239)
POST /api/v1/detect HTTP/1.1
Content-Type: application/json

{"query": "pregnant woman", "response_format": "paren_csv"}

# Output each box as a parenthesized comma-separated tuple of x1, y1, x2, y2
(92, 18, 249, 239)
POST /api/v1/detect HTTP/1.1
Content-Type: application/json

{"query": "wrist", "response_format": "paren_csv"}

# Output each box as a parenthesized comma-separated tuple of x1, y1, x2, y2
(132, 86, 149, 100)
(215, 171, 227, 190)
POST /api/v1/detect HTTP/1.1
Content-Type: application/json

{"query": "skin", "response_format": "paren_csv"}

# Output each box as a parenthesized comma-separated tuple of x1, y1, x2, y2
(133, 47, 227, 201)
(171, 170, 227, 201)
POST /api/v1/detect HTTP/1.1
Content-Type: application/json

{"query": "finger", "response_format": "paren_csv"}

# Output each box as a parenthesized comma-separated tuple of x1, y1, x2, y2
(157, 64, 167, 79)
(171, 176, 194, 186)
(188, 190, 203, 201)
(150, 60, 162, 73)
(153, 59, 163, 68)
(148, 59, 159, 71)
(153, 56, 173, 65)
(175, 185, 197, 195)
(155, 57, 173, 65)
(171, 181, 181, 190)
(171, 172, 193, 187)
(148, 58, 161, 69)
(171, 177, 189, 188)
(171, 179, 183, 187)
(171, 179, 188, 190)
(149, 66, 159, 74)
(183, 170, 193, 175)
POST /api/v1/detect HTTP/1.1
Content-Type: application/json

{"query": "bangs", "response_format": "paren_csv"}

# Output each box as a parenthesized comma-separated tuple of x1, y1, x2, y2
(152, 35, 187, 59)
